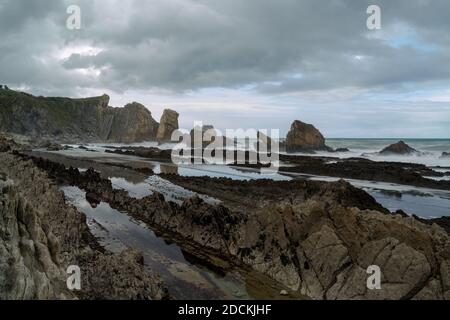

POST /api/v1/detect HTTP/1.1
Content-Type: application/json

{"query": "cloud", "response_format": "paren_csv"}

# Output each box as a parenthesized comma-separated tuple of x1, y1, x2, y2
(0, 0, 449, 136)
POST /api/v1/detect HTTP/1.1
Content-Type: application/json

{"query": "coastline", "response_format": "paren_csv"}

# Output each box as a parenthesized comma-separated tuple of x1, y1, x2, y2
(2, 135, 450, 300)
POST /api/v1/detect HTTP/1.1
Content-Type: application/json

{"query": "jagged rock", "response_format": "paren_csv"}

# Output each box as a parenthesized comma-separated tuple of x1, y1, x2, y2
(156, 109, 179, 143)
(380, 141, 419, 155)
(0, 179, 74, 299)
(0, 147, 168, 300)
(28, 155, 450, 300)
(285, 120, 330, 153)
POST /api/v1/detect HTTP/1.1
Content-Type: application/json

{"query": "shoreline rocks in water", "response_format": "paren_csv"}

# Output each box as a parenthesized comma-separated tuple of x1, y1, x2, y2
(379, 141, 419, 155)
(285, 120, 331, 153)
(23, 153, 450, 300)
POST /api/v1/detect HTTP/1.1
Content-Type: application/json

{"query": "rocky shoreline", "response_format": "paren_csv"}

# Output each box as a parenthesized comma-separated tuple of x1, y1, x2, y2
(14, 149, 450, 300)
(0, 139, 168, 299)
(101, 144, 450, 191)
(2, 132, 450, 300)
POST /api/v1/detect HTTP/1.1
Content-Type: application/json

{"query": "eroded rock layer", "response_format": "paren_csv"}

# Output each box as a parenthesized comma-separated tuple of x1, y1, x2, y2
(0, 90, 159, 143)
(26, 155, 450, 300)
(0, 149, 168, 300)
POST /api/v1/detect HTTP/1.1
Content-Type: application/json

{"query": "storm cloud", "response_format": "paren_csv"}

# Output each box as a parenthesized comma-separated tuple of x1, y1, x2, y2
(1, 0, 449, 137)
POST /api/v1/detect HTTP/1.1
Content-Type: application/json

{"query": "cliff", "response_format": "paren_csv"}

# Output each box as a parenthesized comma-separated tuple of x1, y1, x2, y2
(0, 90, 159, 143)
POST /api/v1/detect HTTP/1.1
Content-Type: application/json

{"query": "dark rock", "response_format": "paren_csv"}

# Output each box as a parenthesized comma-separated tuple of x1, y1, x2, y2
(86, 192, 101, 208)
(380, 141, 419, 155)
(278, 153, 450, 191)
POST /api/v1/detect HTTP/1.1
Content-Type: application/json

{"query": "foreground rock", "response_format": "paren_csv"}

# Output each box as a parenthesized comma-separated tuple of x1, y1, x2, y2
(28, 155, 450, 300)
(380, 141, 419, 155)
(0, 149, 168, 299)
(157, 109, 179, 143)
(285, 120, 330, 153)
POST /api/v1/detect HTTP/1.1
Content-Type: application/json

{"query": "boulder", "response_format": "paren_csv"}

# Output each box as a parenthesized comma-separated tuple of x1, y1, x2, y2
(156, 109, 179, 142)
(285, 120, 329, 153)
(380, 141, 418, 155)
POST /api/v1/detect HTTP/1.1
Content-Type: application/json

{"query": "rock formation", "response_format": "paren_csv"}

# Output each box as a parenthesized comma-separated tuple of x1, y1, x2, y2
(285, 120, 330, 153)
(380, 141, 419, 155)
(27, 155, 450, 300)
(98, 102, 159, 143)
(0, 142, 168, 299)
(0, 90, 159, 143)
(156, 109, 179, 142)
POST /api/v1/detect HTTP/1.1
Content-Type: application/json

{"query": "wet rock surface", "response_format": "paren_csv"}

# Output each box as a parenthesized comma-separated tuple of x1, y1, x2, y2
(0, 149, 168, 299)
(278, 154, 450, 191)
(24, 153, 450, 300)
(105, 146, 172, 161)
(104, 143, 450, 191)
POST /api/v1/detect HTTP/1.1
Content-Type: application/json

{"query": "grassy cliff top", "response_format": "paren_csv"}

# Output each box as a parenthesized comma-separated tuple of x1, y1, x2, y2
(0, 89, 110, 126)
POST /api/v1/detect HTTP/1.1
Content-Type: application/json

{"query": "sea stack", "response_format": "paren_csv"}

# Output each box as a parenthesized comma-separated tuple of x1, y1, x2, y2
(380, 141, 418, 155)
(156, 109, 179, 142)
(285, 120, 329, 153)
(98, 101, 159, 143)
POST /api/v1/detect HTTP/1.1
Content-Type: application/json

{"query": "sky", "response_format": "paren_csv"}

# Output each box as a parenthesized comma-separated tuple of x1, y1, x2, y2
(1, 0, 450, 138)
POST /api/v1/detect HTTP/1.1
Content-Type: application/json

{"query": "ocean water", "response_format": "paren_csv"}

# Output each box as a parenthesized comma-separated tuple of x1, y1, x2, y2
(60, 185, 281, 299)
(47, 139, 450, 218)
(87, 138, 450, 167)
(315, 139, 450, 167)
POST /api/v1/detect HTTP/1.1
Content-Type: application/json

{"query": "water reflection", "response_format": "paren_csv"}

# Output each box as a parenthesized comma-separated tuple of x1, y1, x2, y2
(61, 185, 287, 300)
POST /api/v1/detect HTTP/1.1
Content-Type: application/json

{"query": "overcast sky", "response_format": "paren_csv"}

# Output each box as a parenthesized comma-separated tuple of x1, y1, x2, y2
(1, 0, 450, 137)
